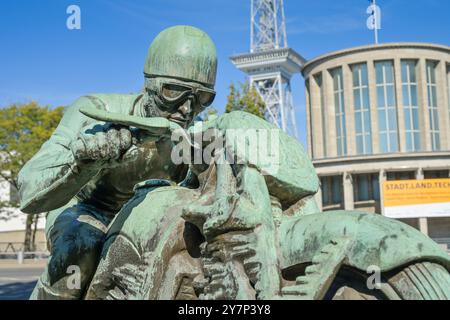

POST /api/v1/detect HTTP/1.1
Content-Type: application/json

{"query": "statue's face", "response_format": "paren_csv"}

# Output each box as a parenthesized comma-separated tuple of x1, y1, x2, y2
(144, 77, 216, 128)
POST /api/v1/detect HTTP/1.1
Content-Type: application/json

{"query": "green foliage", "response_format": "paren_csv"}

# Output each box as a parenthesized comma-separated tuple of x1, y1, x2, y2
(202, 106, 219, 121)
(225, 82, 265, 119)
(206, 107, 218, 117)
(0, 102, 64, 204)
(0, 102, 63, 250)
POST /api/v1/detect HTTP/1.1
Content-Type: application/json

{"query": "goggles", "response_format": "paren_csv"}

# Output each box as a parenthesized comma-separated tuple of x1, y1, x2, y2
(146, 77, 216, 110)
(160, 81, 216, 108)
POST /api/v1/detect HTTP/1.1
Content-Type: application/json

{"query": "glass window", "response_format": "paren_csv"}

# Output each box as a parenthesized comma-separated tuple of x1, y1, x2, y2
(352, 63, 372, 155)
(424, 170, 449, 179)
(375, 61, 399, 153)
(447, 65, 450, 121)
(385, 64, 394, 83)
(306, 79, 314, 157)
(401, 63, 408, 83)
(332, 177, 342, 204)
(314, 73, 327, 158)
(387, 171, 415, 181)
(322, 177, 330, 205)
(372, 175, 381, 201)
(401, 60, 421, 152)
(354, 173, 380, 202)
(427, 61, 440, 151)
(355, 174, 370, 201)
(331, 68, 347, 156)
(321, 176, 344, 207)
(386, 86, 396, 106)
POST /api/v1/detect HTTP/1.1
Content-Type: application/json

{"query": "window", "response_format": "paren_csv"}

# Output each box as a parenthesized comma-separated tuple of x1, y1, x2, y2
(314, 74, 327, 157)
(387, 171, 416, 181)
(321, 176, 343, 207)
(447, 65, 450, 131)
(306, 79, 313, 156)
(401, 60, 421, 152)
(375, 61, 399, 153)
(424, 170, 449, 179)
(426, 61, 440, 151)
(331, 68, 347, 156)
(352, 64, 372, 155)
(353, 173, 380, 202)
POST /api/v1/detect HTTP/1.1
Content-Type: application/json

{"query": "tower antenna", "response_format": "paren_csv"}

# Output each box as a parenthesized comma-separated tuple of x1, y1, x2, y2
(231, 0, 304, 138)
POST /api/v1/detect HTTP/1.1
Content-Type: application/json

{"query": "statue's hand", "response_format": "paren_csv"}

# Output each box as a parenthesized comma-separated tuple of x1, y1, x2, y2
(70, 125, 134, 166)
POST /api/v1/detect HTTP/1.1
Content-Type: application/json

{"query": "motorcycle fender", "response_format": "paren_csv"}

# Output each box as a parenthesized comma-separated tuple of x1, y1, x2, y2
(279, 211, 450, 273)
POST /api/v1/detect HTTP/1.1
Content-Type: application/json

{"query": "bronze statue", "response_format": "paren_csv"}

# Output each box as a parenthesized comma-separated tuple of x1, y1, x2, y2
(19, 25, 450, 300)
(18, 25, 217, 299)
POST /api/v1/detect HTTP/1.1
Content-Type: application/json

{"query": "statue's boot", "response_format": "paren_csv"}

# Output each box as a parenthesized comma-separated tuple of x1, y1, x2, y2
(30, 203, 113, 300)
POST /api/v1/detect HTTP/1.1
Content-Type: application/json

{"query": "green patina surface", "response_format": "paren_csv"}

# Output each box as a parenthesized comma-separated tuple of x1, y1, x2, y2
(18, 24, 450, 300)
(279, 211, 450, 272)
(144, 25, 217, 87)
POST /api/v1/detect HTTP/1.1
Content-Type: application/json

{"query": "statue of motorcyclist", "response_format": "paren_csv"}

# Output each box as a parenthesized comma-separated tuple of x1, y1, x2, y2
(19, 22, 449, 301)
(18, 25, 218, 300)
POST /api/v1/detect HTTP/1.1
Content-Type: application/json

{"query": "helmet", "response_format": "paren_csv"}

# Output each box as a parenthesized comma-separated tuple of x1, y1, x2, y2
(144, 25, 217, 88)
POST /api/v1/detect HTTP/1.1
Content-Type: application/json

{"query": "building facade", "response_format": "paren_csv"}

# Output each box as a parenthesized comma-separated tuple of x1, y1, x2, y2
(302, 43, 450, 250)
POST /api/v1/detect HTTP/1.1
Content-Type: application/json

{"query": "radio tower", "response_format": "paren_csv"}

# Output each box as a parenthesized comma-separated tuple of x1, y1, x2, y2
(230, 0, 304, 138)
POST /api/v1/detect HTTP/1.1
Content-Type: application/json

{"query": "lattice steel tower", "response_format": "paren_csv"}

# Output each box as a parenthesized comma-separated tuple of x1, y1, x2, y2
(230, 0, 304, 138)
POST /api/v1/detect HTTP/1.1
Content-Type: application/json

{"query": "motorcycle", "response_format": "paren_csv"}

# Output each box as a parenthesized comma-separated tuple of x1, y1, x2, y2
(80, 108, 450, 300)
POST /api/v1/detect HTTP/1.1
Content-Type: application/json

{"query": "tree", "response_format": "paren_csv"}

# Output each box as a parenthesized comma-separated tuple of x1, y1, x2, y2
(225, 82, 266, 119)
(202, 106, 219, 122)
(198, 106, 219, 122)
(0, 102, 64, 251)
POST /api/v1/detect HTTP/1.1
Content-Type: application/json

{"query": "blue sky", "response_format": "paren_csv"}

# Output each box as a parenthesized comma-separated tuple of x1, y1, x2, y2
(0, 0, 449, 145)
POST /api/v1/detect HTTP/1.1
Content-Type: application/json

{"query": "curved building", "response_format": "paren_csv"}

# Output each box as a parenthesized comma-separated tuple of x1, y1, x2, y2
(302, 43, 450, 249)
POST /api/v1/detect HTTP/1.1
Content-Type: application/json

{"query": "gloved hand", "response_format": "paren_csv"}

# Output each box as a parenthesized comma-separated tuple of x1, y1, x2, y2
(70, 125, 135, 164)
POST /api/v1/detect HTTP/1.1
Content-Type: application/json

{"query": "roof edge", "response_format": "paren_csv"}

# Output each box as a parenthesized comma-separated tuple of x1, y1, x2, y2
(302, 42, 450, 76)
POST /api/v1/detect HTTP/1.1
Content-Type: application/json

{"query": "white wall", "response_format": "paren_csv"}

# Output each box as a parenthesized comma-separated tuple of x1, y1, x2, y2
(0, 175, 10, 203)
(0, 176, 45, 233)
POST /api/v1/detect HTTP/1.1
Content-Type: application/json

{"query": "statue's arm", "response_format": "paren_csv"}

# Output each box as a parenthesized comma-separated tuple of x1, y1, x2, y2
(18, 96, 102, 214)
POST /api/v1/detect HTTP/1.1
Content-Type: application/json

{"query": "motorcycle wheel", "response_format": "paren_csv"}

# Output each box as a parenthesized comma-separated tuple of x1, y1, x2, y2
(325, 262, 450, 300)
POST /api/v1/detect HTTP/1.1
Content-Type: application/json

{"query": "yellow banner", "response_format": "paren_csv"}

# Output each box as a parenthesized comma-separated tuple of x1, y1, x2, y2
(383, 179, 450, 207)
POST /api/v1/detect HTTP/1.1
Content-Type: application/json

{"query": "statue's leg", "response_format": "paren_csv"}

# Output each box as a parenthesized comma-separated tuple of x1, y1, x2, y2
(30, 203, 113, 300)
